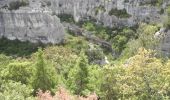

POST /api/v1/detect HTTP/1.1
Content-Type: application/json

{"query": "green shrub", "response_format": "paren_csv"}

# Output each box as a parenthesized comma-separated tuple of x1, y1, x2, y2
(0, 81, 34, 100)
(0, 38, 43, 57)
(8, 0, 29, 10)
(86, 49, 105, 63)
(159, 8, 164, 14)
(121, 23, 159, 59)
(124, 0, 129, 3)
(109, 8, 131, 18)
(57, 14, 75, 23)
(83, 22, 96, 32)
(1, 62, 32, 84)
(164, 6, 170, 29)
(111, 35, 128, 53)
(139, 0, 163, 6)
(82, 21, 110, 40)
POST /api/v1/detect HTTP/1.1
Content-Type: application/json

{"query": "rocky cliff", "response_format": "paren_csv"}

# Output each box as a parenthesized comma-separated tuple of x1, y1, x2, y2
(51, 0, 170, 27)
(0, 0, 65, 44)
(0, 0, 170, 44)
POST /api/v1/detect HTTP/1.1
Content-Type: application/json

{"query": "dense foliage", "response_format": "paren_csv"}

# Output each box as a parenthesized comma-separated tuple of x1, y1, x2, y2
(0, 21, 169, 100)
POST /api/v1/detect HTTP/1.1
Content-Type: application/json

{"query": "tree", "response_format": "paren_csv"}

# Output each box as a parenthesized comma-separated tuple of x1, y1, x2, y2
(1, 61, 32, 84)
(0, 54, 11, 73)
(43, 46, 78, 79)
(112, 35, 128, 53)
(119, 48, 170, 99)
(121, 23, 159, 59)
(87, 65, 103, 97)
(0, 81, 34, 100)
(99, 65, 124, 100)
(32, 48, 58, 93)
(67, 51, 89, 96)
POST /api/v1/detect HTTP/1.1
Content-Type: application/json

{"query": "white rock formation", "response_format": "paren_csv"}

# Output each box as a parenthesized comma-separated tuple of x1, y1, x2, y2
(0, 0, 65, 44)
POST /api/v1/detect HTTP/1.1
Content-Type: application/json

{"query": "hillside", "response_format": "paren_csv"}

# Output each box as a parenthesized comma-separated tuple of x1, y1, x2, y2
(0, 0, 170, 100)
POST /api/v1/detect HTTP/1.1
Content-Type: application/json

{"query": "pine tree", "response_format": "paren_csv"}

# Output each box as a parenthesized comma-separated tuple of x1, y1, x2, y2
(67, 51, 89, 96)
(32, 48, 57, 94)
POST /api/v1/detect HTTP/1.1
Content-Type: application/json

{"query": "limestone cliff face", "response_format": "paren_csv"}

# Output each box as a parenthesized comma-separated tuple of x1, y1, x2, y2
(51, 0, 170, 27)
(0, 11, 64, 44)
(0, 0, 65, 44)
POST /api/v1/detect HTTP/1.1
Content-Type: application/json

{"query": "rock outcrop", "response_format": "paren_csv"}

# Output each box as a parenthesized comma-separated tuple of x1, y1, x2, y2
(0, 0, 65, 44)
(0, 10, 64, 44)
(51, 0, 170, 27)
(160, 30, 170, 56)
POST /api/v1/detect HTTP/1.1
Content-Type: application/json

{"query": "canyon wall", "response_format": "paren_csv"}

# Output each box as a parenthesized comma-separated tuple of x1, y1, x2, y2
(0, 0, 65, 44)
(0, 0, 170, 47)
(51, 0, 170, 27)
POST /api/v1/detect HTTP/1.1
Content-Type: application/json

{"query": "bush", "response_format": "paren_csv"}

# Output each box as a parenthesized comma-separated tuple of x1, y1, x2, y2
(1, 62, 32, 84)
(57, 14, 75, 23)
(83, 22, 96, 32)
(82, 21, 110, 40)
(109, 8, 131, 18)
(86, 49, 105, 63)
(0, 81, 34, 100)
(164, 6, 170, 29)
(0, 38, 43, 57)
(111, 35, 128, 53)
(8, 0, 29, 10)
(139, 0, 163, 6)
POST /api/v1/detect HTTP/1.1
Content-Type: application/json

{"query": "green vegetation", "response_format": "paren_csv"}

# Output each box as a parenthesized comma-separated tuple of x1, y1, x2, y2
(121, 23, 159, 59)
(82, 21, 111, 40)
(159, 8, 164, 14)
(57, 14, 75, 23)
(32, 49, 58, 94)
(124, 0, 129, 3)
(0, 34, 169, 100)
(0, 38, 44, 57)
(82, 21, 137, 54)
(8, 0, 29, 10)
(2, 61, 32, 84)
(164, 6, 170, 29)
(0, 12, 168, 100)
(0, 81, 34, 100)
(109, 8, 131, 18)
(67, 51, 89, 96)
(139, 0, 163, 6)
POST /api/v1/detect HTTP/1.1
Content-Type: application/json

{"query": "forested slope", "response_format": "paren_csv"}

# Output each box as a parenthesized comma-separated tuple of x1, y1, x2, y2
(1, 0, 170, 100)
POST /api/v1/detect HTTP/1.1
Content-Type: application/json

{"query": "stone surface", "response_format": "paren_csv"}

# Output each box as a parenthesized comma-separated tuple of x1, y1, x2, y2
(0, 11, 64, 44)
(51, 0, 170, 27)
(0, 0, 65, 44)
